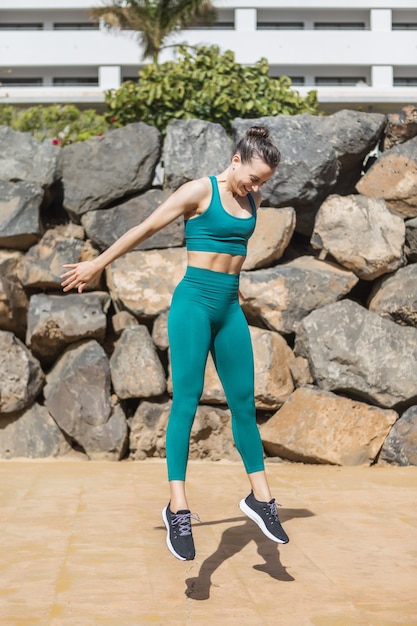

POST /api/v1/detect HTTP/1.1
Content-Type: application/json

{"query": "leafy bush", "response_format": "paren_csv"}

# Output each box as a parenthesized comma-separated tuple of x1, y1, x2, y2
(105, 45, 318, 132)
(0, 104, 109, 145)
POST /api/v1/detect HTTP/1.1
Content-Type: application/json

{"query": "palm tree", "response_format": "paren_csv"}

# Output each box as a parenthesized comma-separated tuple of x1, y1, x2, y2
(90, 0, 217, 65)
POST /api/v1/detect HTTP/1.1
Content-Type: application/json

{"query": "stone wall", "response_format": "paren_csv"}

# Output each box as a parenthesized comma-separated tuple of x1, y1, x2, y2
(1, 107, 417, 466)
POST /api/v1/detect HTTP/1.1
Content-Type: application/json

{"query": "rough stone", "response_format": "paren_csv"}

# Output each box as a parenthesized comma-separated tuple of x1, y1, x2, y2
(0, 181, 43, 250)
(379, 405, 417, 466)
(368, 264, 417, 327)
(0, 125, 62, 187)
(152, 310, 169, 351)
(26, 291, 111, 363)
(111, 310, 139, 335)
(81, 189, 184, 251)
(106, 247, 187, 318)
(0, 330, 44, 414)
(0, 402, 70, 459)
(260, 386, 398, 465)
(44, 340, 128, 460)
(0, 250, 27, 336)
(163, 119, 231, 190)
(295, 299, 417, 409)
(356, 135, 417, 218)
(242, 206, 296, 270)
(382, 105, 417, 151)
(20, 227, 101, 290)
(311, 194, 405, 280)
(405, 217, 417, 263)
(110, 326, 166, 399)
(62, 123, 162, 220)
(129, 399, 240, 463)
(240, 256, 358, 334)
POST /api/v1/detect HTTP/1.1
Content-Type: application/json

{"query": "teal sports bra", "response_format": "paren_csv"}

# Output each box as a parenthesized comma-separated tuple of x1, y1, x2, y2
(185, 176, 257, 256)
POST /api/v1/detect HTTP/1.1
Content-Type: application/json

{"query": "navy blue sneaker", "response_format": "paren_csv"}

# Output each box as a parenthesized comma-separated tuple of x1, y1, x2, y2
(240, 492, 289, 544)
(162, 505, 198, 561)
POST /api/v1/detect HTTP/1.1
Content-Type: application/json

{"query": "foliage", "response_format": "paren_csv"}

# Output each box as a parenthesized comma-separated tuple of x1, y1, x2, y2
(105, 45, 319, 133)
(91, 0, 216, 63)
(0, 104, 109, 145)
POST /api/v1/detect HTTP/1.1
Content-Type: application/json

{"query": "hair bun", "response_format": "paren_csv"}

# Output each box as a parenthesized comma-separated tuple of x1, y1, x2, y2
(246, 125, 270, 140)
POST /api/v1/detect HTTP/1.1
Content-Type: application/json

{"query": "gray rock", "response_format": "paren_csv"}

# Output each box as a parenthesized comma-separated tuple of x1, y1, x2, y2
(382, 105, 417, 151)
(233, 110, 385, 233)
(0, 402, 70, 459)
(151, 310, 169, 351)
(0, 250, 27, 336)
(20, 227, 101, 290)
(110, 326, 166, 399)
(0, 181, 43, 250)
(44, 340, 127, 460)
(106, 247, 187, 318)
(311, 194, 405, 280)
(368, 264, 417, 327)
(242, 206, 295, 270)
(163, 119, 231, 190)
(405, 217, 417, 262)
(356, 135, 417, 218)
(26, 291, 111, 363)
(295, 299, 417, 409)
(0, 330, 44, 414)
(260, 386, 397, 465)
(379, 406, 417, 466)
(129, 400, 240, 463)
(240, 256, 358, 334)
(62, 123, 162, 220)
(81, 189, 184, 251)
(0, 126, 62, 187)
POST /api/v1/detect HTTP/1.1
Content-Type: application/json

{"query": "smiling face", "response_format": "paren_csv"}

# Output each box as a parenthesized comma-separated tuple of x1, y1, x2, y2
(231, 154, 275, 196)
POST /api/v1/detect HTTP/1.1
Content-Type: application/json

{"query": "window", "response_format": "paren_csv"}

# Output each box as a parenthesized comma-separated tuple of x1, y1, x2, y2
(394, 77, 417, 86)
(288, 76, 305, 86)
(53, 23, 99, 30)
(53, 77, 99, 86)
(315, 77, 366, 86)
(257, 22, 304, 30)
(392, 23, 417, 30)
(314, 22, 365, 30)
(0, 23, 43, 30)
(185, 21, 234, 29)
(0, 78, 43, 86)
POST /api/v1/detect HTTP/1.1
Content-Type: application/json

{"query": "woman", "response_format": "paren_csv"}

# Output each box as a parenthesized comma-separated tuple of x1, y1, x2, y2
(61, 125, 289, 561)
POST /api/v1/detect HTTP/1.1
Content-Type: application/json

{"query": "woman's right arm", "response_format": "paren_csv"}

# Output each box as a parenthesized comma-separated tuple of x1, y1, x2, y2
(61, 178, 208, 293)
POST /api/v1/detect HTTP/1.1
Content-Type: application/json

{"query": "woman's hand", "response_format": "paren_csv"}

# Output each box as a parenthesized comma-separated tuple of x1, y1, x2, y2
(60, 260, 102, 293)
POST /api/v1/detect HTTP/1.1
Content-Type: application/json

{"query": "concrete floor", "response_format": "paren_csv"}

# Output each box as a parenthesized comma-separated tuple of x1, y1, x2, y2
(0, 458, 416, 626)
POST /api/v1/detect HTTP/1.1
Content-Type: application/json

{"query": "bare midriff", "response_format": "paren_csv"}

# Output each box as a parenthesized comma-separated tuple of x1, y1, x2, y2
(187, 251, 246, 275)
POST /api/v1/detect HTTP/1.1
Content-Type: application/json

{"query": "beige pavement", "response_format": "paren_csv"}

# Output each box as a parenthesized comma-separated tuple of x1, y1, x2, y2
(0, 458, 416, 626)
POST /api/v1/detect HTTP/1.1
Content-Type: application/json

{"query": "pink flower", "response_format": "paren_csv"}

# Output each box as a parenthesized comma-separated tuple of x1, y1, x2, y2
(110, 117, 117, 123)
(51, 138, 60, 145)
(97, 132, 104, 137)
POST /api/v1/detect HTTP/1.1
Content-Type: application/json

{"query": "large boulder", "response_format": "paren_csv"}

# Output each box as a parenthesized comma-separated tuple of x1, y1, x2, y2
(0, 330, 44, 414)
(379, 405, 417, 466)
(0, 403, 70, 459)
(260, 386, 398, 465)
(381, 105, 417, 151)
(44, 340, 128, 460)
(62, 123, 162, 220)
(110, 326, 166, 399)
(81, 189, 184, 252)
(163, 119, 231, 190)
(0, 250, 27, 336)
(233, 110, 385, 233)
(0, 181, 43, 250)
(106, 247, 187, 318)
(311, 194, 405, 280)
(405, 217, 417, 262)
(368, 264, 417, 327)
(295, 299, 417, 409)
(26, 291, 111, 363)
(242, 206, 295, 270)
(240, 256, 358, 334)
(0, 126, 62, 187)
(356, 135, 417, 218)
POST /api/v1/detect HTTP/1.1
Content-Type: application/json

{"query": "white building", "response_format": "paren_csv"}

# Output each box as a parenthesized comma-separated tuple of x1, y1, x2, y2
(0, 0, 416, 113)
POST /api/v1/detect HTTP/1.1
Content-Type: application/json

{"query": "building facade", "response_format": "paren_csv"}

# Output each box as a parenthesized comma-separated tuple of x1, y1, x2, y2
(0, 0, 416, 113)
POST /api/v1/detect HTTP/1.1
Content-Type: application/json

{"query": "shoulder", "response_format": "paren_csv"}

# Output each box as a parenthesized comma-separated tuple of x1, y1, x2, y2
(176, 177, 212, 216)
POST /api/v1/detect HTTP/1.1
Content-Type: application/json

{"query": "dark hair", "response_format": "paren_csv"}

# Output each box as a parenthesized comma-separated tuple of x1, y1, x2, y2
(234, 125, 280, 169)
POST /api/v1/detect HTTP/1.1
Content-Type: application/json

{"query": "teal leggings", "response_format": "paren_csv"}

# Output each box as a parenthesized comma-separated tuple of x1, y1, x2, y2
(166, 266, 265, 481)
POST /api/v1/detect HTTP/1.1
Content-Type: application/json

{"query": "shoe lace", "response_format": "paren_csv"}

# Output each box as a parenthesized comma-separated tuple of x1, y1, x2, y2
(266, 500, 282, 522)
(172, 512, 201, 536)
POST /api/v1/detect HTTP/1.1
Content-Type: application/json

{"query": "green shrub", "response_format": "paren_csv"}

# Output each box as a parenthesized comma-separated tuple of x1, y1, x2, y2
(105, 45, 318, 132)
(0, 104, 109, 145)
